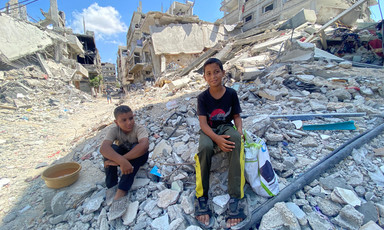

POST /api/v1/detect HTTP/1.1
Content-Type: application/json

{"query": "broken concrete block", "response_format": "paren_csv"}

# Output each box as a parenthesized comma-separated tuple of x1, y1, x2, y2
(51, 191, 67, 216)
(242, 67, 264, 81)
(168, 78, 190, 91)
(258, 89, 283, 101)
(151, 214, 170, 230)
(279, 9, 317, 30)
(212, 194, 230, 209)
(259, 202, 301, 230)
(360, 221, 383, 230)
(157, 189, 179, 208)
(331, 187, 361, 207)
(131, 178, 150, 191)
(307, 211, 334, 230)
(152, 139, 172, 159)
(332, 205, 364, 229)
(144, 199, 163, 219)
(82, 189, 105, 214)
(107, 196, 129, 221)
(122, 201, 139, 225)
(339, 61, 352, 69)
(285, 202, 307, 226)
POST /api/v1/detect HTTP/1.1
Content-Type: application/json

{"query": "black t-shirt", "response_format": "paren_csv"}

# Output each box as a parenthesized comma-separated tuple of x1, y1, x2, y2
(197, 87, 242, 129)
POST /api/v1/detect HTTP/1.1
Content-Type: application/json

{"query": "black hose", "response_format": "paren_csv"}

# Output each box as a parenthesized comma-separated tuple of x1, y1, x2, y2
(234, 122, 384, 229)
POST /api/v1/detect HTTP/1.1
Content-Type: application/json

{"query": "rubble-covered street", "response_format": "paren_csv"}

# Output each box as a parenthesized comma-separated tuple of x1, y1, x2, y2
(1, 38, 384, 229)
(1, 0, 384, 229)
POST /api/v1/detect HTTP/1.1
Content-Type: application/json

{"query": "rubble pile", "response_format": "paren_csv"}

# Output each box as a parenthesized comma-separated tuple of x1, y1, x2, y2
(2, 37, 384, 230)
(1, 12, 384, 229)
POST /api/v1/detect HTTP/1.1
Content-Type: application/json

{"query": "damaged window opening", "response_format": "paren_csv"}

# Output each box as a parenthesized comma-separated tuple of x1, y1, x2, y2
(263, 3, 274, 13)
(244, 14, 252, 23)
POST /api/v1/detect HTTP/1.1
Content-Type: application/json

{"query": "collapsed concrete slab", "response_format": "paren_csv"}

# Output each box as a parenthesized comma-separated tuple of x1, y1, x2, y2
(150, 23, 226, 54)
(0, 14, 57, 61)
(279, 9, 317, 30)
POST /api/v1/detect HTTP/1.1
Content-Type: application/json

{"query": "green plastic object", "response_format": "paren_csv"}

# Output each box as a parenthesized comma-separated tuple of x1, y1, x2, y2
(302, 121, 356, 131)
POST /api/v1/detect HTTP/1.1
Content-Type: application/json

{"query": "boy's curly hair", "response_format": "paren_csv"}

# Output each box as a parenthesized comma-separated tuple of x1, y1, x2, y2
(114, 105, 132, 119)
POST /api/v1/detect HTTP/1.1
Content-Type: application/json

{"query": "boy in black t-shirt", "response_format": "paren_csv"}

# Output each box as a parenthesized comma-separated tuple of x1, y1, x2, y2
(194, 58, 246, 228)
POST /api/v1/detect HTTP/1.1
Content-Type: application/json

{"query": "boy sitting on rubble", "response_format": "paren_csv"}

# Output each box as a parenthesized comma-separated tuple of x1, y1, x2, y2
(100, 105, 149, 200)
(194, 58, 246, 228)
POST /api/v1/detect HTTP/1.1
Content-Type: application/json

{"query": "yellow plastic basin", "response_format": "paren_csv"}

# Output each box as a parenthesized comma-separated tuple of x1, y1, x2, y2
(41, 162, 82, 189)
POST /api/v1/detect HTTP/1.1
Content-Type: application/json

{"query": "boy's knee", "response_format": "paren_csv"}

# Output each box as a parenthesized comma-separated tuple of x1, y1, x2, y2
(228, 131, 241, 143)
(198, 141, 214, 153)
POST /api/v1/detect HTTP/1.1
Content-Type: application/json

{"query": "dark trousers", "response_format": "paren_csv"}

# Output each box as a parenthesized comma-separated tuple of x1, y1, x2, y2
(194, 124, 244, 199)
(104, 143, 148, 192)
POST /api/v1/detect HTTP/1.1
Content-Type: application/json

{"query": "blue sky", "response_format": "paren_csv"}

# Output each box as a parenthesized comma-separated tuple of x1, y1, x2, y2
(24, 0, 223, 64)
(19, 0, 384, 64)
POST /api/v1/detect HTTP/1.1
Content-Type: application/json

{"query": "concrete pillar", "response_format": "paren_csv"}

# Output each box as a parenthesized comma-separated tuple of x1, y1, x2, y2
(160, 55, 166, 73)
(50, 0, 59, 28)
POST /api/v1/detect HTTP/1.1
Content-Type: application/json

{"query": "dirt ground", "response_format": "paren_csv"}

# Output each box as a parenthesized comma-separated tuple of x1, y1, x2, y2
(0, 96, 113, 220)
(0, 86, 201, 226)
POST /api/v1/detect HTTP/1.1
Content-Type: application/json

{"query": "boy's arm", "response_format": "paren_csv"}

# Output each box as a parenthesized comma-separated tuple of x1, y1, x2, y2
(233, 114, 243, 136)
(199, 115, 235, 152)
(122, 137, 149, 160)
(100, 140, 133, 174)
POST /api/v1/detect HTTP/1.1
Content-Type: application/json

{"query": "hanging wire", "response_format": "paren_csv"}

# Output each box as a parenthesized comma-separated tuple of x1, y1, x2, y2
(0, 0, 40, 11)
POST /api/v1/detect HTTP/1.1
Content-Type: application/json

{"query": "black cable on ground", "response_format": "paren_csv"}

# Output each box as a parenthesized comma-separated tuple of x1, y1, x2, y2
(234, 122, 384, 229)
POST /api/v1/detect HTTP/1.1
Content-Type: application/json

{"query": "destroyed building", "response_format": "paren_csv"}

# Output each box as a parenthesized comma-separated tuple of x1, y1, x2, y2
(220, 0, 376, 31)
(0, 0, 102, 95)
(121, 1, 226, 92)
(116, 46, 128, 87)
(74, 31, 102, 93)
(1, 0, 384, 229)
(119, 0, 381, 94)
(101, 62, 117, 88)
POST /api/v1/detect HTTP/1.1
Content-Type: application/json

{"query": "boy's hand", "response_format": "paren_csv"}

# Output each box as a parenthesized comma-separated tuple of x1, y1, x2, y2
(216, 135, 236, 152)
(120, 159, 134, 174)
(104, 160, 119, 167)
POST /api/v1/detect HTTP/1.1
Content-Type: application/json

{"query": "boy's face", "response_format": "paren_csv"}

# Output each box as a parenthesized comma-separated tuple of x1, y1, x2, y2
(114, 111, 135, 133)
(204, 63, 225, 88)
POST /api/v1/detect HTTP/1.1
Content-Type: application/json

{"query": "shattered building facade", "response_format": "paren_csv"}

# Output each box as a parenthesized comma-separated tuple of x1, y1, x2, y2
(116, 46, 129, 88)
(121, 1, 226, 92)
(0, 0, 102, 95)
(74, 31, 102, 93)
(120, 0, 380, 91)
(101, 62, 117, 88)
(220, 0, 376, 32)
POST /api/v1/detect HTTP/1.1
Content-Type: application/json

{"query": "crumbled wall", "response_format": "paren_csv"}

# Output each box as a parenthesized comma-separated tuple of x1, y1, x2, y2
(0, 14, 54, 61)
(150, 23, 226, 55)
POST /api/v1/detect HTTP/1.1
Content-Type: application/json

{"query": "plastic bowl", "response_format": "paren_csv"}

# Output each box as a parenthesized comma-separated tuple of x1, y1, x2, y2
(41, 162, 82, 189)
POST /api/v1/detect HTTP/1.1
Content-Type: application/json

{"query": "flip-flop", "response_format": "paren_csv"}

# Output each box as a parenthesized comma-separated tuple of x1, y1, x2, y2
(225, 198, 247, 229)
(193, 196, 215, 229)
(183, 212, 214, 230)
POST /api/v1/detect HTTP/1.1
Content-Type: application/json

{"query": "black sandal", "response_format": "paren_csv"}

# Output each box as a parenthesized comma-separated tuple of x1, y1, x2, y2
(194, 196, 214, 228)
(225, 198, 246, 227)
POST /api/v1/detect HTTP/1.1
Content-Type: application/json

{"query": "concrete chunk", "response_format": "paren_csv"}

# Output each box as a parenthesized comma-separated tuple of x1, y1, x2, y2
(157, 189, 179, 208)
(122, 201, 139, 225)
(279, 9, 317, 30)
(332, 205, 364, 230)
(331, 187, 361, 207)
(151, 214, 170, 230)
(108, 196, 129, 221)
(258, 89, 283, 101)
(259, 202, 300, 230)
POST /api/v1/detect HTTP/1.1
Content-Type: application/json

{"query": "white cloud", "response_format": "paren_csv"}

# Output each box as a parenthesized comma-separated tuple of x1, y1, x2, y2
(70, 3, 127, 39)
(105, 40, 125, 46)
